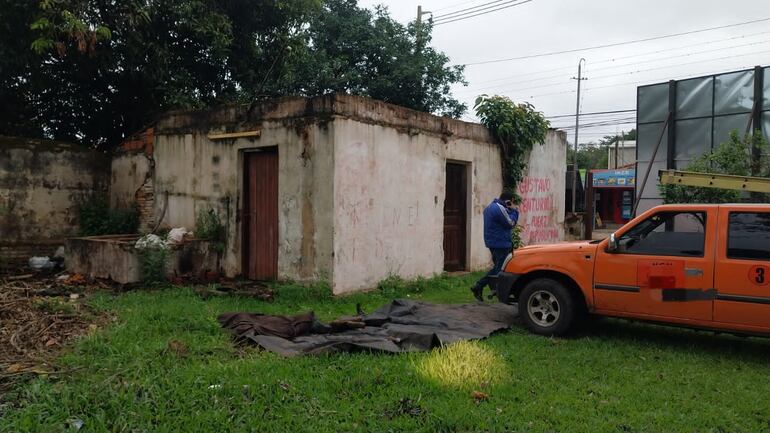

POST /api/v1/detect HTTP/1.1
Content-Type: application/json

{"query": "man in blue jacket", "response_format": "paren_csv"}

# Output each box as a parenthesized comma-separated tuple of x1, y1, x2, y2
(471, 192, 519, 302)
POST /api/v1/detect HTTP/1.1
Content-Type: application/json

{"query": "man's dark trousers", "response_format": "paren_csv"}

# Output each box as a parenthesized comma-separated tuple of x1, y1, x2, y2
(473, 248, 510, 296)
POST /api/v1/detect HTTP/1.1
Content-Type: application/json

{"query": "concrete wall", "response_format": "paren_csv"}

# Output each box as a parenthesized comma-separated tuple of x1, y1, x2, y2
(152, 99, 335, 281)
(111, 152, 151, 209)
(110, 129, 156, 232)
(67, 235, 218, 284)
(0, 136, 109, 266)
(517, 131, 567, 246)
(331, 119, 502, 294)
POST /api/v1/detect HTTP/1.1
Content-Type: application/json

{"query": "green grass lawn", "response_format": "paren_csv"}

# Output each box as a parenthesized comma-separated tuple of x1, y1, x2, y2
(3, 273, 770, 433)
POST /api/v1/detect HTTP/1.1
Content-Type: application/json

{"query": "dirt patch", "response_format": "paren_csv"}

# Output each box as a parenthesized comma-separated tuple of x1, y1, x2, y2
(0, 274, 109, 396)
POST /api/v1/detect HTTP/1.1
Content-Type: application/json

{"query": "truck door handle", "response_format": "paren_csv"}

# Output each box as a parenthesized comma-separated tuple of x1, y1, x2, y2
(685, 268, 703, 277)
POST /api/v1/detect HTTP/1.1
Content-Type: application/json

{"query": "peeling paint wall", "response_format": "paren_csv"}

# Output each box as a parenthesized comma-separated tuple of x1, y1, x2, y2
(517, 131, 568, 246)
(0, 136, 109, 266)
(152, 112, 335, 282)
(111, 153, 151, 209)
(331, 119, 502, 294)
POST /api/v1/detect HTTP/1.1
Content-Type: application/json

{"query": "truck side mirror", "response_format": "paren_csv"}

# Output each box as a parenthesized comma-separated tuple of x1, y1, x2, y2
(607, 233, 618, 253)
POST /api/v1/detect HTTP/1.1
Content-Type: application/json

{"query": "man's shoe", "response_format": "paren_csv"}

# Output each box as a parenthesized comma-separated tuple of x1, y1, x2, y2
(471, 286, 484, 302)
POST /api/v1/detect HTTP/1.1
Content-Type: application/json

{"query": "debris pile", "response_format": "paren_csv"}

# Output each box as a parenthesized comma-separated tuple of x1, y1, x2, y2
(0, 275, 105, 394)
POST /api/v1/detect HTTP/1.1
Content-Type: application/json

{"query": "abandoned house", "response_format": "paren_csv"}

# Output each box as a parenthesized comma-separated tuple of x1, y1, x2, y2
(0, 94, 566, 294)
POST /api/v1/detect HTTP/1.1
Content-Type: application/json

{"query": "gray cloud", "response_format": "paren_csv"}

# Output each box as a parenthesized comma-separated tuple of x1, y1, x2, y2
(359, 0, 769, 143)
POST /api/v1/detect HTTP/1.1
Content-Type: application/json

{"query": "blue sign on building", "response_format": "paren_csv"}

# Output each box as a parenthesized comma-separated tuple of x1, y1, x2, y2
(592, 169, 636, 188)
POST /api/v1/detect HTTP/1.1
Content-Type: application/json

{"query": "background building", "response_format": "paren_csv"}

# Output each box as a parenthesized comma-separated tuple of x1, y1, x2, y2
(608, 141, 636, 169)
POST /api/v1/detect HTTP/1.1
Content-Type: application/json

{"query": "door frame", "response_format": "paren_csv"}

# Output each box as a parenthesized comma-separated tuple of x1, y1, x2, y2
(240, 147, 279, 279)
(443, 160, 472, 272)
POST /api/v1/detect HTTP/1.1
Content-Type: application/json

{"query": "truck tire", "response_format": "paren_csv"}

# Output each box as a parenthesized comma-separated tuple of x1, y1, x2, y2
(519, 278, 580, 336)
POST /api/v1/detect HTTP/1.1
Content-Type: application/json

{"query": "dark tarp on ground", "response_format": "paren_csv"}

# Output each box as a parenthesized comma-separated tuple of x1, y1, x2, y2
(218, 299, 519, 356)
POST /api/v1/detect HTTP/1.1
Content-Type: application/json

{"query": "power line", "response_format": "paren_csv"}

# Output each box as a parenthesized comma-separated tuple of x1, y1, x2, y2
(459, 37, 770, 95)
(433, 0, 486, 13)
(590, 49, 770, 81)
(432, 0, 510, 20)
(433, 0, 534, 26)
(554, 119, 637, 130)
(546, 109, 636, 119)
(508, 62, 759, 99)
(489, 49, 770, 95)
(463, 29, 770, 90)
(461, 17, 770, 66)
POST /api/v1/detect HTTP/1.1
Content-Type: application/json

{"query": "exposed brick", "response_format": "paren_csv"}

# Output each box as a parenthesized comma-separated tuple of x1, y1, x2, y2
(120, 128, 154, 156)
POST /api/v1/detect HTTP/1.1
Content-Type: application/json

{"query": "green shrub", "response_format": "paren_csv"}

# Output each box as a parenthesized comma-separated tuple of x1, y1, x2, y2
(137, 245, 169, 285)
(195, 207, 225, 252)
(474, 95, 550, 195)
(78, 195, 139, 236)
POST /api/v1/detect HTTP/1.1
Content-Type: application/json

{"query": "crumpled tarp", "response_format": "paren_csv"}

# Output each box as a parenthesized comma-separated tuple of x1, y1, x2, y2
(218, 299, 518, 356)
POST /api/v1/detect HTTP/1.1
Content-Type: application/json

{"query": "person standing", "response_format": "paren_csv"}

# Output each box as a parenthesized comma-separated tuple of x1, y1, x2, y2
(471, 192, 519, 302)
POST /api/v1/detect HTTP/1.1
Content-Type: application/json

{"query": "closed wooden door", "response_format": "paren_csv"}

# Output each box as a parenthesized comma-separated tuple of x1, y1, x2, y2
(243, 150, 279, 280)
(444, 163, 467, 271)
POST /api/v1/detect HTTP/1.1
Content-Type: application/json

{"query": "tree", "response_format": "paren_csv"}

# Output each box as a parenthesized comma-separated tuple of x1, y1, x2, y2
(566, 129, 636, 171)
(0, 0, 467, 148)
(294, 1, 466, 117)
(661, 130, 770, 204)
(474, 95, 550, 197)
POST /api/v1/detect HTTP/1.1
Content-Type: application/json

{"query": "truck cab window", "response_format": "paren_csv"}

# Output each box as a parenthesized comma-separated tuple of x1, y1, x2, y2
(616, 211, 706, 257)
(728, 212, 770, 261)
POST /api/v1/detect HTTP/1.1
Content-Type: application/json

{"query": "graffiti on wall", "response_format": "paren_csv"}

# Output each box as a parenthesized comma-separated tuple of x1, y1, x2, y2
(518, 177, 560, 245)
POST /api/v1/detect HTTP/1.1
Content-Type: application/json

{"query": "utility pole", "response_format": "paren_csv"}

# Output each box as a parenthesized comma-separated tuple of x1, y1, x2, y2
(416, 6, 422, 47)
(415, 6, 431, 52)
(571, 58, 587, 214)
(415, 6, 431, 109)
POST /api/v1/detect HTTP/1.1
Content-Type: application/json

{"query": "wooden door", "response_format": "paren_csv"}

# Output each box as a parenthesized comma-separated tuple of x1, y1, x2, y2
(444, 163, 467, 271)
(243, 150, 279, 280)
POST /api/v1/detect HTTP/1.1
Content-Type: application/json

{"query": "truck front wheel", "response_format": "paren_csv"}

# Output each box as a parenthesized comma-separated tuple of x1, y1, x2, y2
(519, 278, 580, 336)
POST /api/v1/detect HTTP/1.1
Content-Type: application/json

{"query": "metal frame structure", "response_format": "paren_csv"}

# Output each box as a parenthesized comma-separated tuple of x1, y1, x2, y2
(659, 169, 770, 194)
(635, 65, 769, 216)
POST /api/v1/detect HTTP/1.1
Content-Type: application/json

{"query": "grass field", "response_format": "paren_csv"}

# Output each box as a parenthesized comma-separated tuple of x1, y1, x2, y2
(2, 273, 770, 433)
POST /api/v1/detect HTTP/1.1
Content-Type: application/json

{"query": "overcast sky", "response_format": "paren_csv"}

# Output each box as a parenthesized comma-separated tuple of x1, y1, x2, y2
(358, 0, 769, 144)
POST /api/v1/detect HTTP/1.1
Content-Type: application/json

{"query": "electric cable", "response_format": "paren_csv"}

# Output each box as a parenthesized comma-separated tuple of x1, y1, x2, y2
(460, 17, 770, 66)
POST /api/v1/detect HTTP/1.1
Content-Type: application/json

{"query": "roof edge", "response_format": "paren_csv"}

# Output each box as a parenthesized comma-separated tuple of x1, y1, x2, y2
(155, 93, 499, 143)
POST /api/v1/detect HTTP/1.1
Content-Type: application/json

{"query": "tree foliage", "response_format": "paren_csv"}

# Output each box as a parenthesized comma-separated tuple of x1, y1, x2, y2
(0, 0, 466, 148)
(474, 95, 550, 197)
(661, 130, 770, 204)
(566, 129, 636, 171)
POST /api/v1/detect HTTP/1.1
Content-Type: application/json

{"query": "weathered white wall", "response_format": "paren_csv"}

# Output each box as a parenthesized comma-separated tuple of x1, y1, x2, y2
(0, 138, 110, 241)
(110, 152, 151, 208)
(331, 119, 502, 294)
(0, 137, 109, 266)
(152, 112, 334, 282)
(517, 130, 567, 246)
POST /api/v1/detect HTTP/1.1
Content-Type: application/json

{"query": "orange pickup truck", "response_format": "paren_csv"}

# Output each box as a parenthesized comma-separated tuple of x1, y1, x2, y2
(494, 204, 770, 337)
